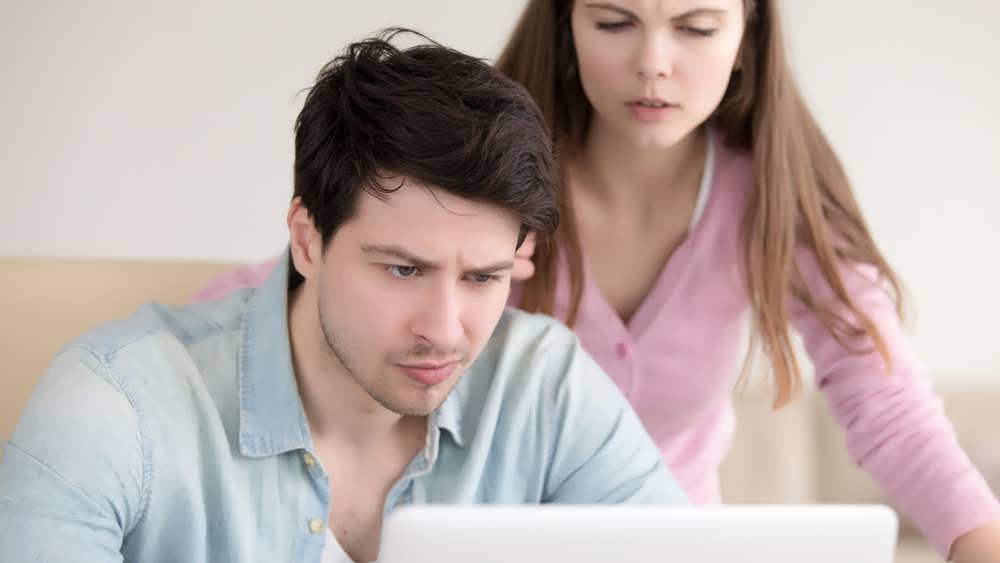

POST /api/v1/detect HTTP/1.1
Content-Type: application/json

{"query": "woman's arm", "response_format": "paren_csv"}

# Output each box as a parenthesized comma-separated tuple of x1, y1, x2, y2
(191, 256, 280, 302)
(790, 250, 1000, 559)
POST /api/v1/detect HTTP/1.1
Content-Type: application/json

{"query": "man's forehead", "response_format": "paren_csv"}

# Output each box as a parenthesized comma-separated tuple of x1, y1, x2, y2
(356, 176, 518, 226)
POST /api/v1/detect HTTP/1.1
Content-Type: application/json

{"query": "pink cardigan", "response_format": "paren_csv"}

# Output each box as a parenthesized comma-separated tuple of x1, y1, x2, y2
(193, 134, 998, 556)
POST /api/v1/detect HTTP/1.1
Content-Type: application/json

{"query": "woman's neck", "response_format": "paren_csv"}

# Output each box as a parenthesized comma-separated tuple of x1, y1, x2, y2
(572, 122, 707, 208)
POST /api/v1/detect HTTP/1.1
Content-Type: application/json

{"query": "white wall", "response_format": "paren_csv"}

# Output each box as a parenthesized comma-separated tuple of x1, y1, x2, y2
(781, 0, 1000, 379)
(1, 0, 522, 262)
(3, 1, 998, 380)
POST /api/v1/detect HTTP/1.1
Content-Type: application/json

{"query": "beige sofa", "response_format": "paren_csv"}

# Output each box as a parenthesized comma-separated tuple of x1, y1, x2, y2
(3, 258, 997, 562)
(1, 258, 237, 442)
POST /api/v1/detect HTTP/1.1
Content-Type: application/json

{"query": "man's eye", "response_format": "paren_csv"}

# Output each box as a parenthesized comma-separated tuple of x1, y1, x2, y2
(469, 273, 498, 284)
(387, 265, 419, 278)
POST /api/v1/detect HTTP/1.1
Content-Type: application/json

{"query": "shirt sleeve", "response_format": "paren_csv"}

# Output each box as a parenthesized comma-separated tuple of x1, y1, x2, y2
(790, 250, 1000, 557)
(0, 347, 145, 562)
(540, 336, 688, 505)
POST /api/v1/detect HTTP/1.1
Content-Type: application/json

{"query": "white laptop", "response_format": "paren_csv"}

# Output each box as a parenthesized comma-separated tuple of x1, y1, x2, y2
(379, 504, 898, 563)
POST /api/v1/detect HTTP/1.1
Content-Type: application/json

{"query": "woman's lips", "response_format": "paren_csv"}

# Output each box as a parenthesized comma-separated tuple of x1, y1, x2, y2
(626, 100, 678, 123)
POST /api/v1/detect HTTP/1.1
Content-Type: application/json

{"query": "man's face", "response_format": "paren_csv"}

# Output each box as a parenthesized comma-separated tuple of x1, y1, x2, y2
(309, 177, 520, 416)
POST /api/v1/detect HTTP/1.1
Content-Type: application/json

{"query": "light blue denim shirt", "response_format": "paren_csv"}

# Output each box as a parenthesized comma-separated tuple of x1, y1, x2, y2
(0, 255, 686, 562)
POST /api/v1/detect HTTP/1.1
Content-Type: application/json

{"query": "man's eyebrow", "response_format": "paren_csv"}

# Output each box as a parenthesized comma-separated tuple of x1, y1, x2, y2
(361, 244, 514, 273)
(470, 260, 515, 274)
(361, 244, 436, 269)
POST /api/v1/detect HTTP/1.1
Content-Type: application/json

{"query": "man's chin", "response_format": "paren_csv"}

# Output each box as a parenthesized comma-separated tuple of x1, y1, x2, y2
(384, 400, 443, 418)
(369, 365, 465, 416)
(377, 384, 454, 417)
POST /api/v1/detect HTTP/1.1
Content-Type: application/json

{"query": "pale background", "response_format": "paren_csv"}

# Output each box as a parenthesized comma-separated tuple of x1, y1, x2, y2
(2, 0, 998, 381)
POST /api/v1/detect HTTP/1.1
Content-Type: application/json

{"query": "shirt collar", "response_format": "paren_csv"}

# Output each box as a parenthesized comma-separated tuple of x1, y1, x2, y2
(237, 251, 311, 457)
(435, 379, 467, 448)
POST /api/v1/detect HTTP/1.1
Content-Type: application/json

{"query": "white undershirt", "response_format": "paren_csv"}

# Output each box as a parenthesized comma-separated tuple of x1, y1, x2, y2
(688, 127, 716, 233)
(321, 527, 358, 563)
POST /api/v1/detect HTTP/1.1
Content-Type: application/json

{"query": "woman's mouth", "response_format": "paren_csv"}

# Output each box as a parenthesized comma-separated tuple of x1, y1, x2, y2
(626, 98, 678, 123)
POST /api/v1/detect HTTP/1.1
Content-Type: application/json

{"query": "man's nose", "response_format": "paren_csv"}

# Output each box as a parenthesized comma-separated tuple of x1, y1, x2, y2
(410, 282, 465, 351)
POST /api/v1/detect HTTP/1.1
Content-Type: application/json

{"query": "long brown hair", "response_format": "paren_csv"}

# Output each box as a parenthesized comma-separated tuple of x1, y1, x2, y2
(496, 0, 905, 407)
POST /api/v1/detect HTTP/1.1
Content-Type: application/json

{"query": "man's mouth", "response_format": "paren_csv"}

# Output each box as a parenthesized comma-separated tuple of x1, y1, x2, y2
(394, 360, 462, 386)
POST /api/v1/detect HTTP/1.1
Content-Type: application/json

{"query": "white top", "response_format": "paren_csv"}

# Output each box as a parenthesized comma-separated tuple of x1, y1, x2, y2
(321, 527, 359, 563)
(688, 127, 716, 232)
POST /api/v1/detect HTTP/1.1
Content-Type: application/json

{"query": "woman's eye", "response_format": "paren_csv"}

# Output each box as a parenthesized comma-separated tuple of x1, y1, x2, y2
(596, 20, 633, 32)
(680, 26, 717, 37)
(387, 265, 419, 278)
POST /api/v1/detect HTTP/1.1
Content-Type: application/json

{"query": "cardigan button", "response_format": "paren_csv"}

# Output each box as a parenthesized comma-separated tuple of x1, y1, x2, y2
(615, 342, 628, 358)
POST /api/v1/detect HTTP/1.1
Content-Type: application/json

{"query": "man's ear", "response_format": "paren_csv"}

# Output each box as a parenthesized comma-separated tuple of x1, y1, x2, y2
(287, 197, 323, 280)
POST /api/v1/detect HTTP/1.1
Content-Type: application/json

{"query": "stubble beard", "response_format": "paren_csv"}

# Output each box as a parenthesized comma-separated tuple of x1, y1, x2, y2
(316, 303, 463, 417)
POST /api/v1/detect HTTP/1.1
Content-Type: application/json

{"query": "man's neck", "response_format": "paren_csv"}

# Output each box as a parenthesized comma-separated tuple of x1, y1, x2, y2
(287, 284, 424, 450)
(287, 285, 430, 563)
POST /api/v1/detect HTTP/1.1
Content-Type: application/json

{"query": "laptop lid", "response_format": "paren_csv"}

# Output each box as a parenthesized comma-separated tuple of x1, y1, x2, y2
(379, 504, 898, 563)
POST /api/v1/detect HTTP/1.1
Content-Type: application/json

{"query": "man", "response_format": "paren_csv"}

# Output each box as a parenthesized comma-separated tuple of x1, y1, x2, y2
(0, 30, 685, 563)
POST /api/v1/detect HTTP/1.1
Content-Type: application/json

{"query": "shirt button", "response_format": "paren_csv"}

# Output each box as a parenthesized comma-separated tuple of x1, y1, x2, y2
(308, 518, 324, 534)
(303, 452, 317, 468)
(615, 342, 628, 358)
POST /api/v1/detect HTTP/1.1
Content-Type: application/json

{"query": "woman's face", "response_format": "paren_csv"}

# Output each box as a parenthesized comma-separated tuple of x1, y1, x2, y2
(570, 0, 746, 149)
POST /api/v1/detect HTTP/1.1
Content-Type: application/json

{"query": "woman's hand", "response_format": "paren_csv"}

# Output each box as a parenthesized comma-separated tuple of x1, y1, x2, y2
(512, 232, 537, 282)
(950, 519, 1000, 562)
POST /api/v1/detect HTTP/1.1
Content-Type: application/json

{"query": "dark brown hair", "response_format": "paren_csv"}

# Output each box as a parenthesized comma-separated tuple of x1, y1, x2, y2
(497, 2, 905, 407)
(294, 28, 560, 248)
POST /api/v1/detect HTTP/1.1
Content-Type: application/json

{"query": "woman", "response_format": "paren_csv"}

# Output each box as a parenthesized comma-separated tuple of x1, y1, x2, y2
(195, 1, 1000, 559)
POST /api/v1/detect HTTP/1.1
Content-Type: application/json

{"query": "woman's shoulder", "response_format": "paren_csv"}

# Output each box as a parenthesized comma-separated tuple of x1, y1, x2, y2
(692, 130, 754, 232)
